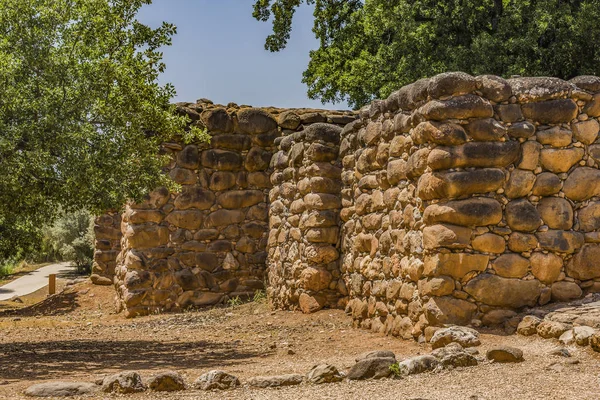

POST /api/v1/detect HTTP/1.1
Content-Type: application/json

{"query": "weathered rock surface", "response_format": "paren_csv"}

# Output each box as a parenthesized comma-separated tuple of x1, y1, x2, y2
(147, 371, 186, 392)
(347, 357, 395, 380)
(194, 370, 240, 390)
(306, 364, 344, 384)
(25, 382, 99, 397)
(247, 374, 304, 388)
(486, 346, 524, 363)
(102, 371, 146, 394)
(430, 326, 481, 349)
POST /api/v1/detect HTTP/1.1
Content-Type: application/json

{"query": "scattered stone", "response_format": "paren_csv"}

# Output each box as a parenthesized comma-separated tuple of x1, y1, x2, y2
(24, 382, 99, 397)
(548, 347, 571, 357)
(147, 371, 186, 392)
(395, 355, 440, 375)
(102, 371, 146, 394)
(431, 343, 478, 368)
(517, 315, 542, 336)
(194, 370, 240, 390)
(574, 326, 596, 346)
(347, 357, 395, 380)
(486, 346, 524, 363)
(247, 374, 304, 388)
(90, 274, 112, 286)
(430, 326, 481, 349)
(537, 321, 571, 339)
(355, 350, 396, 362)
(306, 364, 344, 384)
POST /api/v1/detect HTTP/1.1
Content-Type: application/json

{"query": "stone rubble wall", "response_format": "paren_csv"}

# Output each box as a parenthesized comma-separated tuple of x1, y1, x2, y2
(111, 100, 355, 317)
(341, 72, 600, 340)
(267, 123, 346, 313)
(92, 212, 122, 283)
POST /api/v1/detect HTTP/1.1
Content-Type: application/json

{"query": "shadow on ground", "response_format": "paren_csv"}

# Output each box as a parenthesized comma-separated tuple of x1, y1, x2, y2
(0, 339, 259, 381)
(0, 290, 80, 315)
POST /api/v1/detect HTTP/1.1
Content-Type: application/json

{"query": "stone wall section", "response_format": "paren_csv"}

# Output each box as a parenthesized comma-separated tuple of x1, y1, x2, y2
(112, 101, 355, 317)
(267, 123, 346, 313)
(92, 212, 122, 284)
(341, 73, 600, 340)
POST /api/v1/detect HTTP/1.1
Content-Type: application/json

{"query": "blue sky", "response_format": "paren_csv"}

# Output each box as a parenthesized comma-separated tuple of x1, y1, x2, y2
(138, 0, 349, 110)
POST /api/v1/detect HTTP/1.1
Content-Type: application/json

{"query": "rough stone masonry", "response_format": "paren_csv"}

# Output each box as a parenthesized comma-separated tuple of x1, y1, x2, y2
(92, 72, 600, 341)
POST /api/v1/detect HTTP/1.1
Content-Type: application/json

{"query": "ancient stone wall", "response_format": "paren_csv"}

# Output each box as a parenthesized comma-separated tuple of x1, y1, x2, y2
(93, 73, 600, 342)
(92, 212, 122, 284)
(267, 123, 346, 313)
(112, 101, 355, 317)
(341, 72, 600, 340)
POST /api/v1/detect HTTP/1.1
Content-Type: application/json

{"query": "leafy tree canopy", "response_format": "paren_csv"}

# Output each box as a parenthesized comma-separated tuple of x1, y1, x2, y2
(253, 0, 600, 108)
(0, 0, 196, 258)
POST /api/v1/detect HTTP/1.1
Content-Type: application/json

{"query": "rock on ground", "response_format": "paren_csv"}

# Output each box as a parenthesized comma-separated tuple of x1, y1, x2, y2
(431, 343, 478, 368)
(306, 364, 344, 384)
(194, 370, 240, 390)
(355, 350, 396, 362)
(430, 326, 481, 349)
(395, 355, 439, 376)
(24, 382, 99, 397)
(247, 374, 304, 388)
(101, 371, 146, 394)
(347, 357, 395, 380)
(517, 315, 542, 336)
(147, 371, 186, 392)
(537, 320, 571, 339)
(487, 346, 524, 363)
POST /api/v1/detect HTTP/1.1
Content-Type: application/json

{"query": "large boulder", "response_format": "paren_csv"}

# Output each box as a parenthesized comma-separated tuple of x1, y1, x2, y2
(423, 198, 502, 227)
(431, 343, 478, 368)
(486, 346, 524, 363)
(567, 244, 600, 280)
(464, 274, 541, 308)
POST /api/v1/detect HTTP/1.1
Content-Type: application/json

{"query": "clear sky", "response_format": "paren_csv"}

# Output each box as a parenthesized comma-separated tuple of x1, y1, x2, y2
(138, 0, 349, 110)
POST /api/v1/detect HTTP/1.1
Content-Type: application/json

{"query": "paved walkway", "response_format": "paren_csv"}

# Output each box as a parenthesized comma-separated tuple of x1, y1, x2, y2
(0, 262, 74, 301)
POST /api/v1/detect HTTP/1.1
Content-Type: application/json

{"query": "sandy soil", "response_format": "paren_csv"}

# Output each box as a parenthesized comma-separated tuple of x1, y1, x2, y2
(1, 281, 600, 399)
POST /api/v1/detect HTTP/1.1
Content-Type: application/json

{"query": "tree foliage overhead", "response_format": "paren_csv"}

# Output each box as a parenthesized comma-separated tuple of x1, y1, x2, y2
(0, 0, 194, 258)
(253, 0, 600, 108)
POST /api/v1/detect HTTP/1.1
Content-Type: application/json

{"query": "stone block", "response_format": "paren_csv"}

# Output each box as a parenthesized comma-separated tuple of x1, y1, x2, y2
(572, 119, 599, 144)
(417, 169, 505, 200)
(418, 94, 493, 121)
(537, 197, 573, 230)
(536, 126, 572, 147)
(423, 197, 502, 226)
(217, 190, 264, 209)
(505, 169, 536, 198)
(492, 254, 530, 278)
(563, 167, 600, 201)
(201, 149, 243, 170)
(424, 253, 488, 279)
(423, 224, 471, 250)
(174, 186, 215, 210)
(465, 118, 507, 141)
(505, 199, 541, 232)
(536, 230, 584, 254)
(471, 233, 506, 254)
(532, 173, 561, 196)
(165, 210, 204, 230)
(424, 296, 477, 326)
(411, 121, 467, 146)
(540, 148, 584, 173)
(530, 252, 563, 284)
(464, 274, 541, 308)
(567, 244, 600, 280)
(427, 141, 519, 170)
(551, 281, 582, 302)
(521, 99, 578, 124)
(237, 108, 277, 134)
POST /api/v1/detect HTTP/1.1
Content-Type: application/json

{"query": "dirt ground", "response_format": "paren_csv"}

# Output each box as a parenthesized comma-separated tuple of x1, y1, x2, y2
(1, 281, 600, 400)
